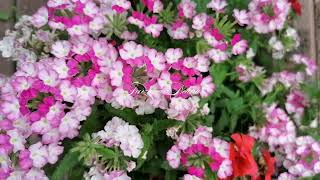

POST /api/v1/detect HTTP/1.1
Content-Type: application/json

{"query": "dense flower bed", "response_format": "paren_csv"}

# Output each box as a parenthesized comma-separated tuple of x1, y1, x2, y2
(0, 0, 319, 179)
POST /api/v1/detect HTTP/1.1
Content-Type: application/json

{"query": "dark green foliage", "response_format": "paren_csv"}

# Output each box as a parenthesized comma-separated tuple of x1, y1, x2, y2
(194, 0, 210, 13)
(51, 151, 81, 180)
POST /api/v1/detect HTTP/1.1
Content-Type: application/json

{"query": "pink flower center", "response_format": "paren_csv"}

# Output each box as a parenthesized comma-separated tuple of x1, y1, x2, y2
(77, 61, 93, 77)
(262, 5, 275, 17)
(188, 153, 212, 168)
(301, 150, 317, 167)
(27, 92, 52, 112)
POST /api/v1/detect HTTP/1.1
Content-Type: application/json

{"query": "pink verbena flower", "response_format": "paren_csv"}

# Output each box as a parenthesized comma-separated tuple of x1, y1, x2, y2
(192, 13, 208, 31)
(165, 48, 183, 64)
(104, 170, 131, 180)
(168, 20, 190, 40)
(231, 34, 248, 55)
(167, 145, 182, 168)
(207, 0, 227, 12)
(51, 41, 71, 58)
(144, 16, 164, 38)
(236, 64, 264, 83)
(184, 174, 203, 180)
(233, 9, 250, 26)
(250, 104, 296, 151)
(112, 0, 131, 14)
(0, 134, 13, 154)
(31, 7, 49, 28)
(286, 136, 320, 177)
(128, 11, 146, 28)
(142, 0, 163, 13)
(167, 126, 232, 179)
(292, 54, 317, 76)
(248, 0, 290, 33)
(178, 0, 197, 19)
(285, 90, 309, 121)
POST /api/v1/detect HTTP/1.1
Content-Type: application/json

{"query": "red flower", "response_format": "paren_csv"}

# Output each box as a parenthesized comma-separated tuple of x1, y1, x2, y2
(261, 150, 276, 180)
(289, 0, 302, 16)
(229, 133, 259, 179)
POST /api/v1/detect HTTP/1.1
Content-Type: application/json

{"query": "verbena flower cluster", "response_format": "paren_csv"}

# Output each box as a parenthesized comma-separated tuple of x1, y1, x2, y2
(0, 0, 319, 179)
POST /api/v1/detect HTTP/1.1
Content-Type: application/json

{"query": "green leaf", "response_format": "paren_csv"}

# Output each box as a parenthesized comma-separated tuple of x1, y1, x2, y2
(204, 164, 218, 180)
(105, 104, 139, 125)
(196, 39, 211, 55)
(226, 0, 250, 11)
(299, 174, 320, 180)
(227, 97, 244, 113)
(136, 135, 153, 169)
(214, 14, 236, 39)
(94, 145, 116, 159)
(210, 63, 229, 86)
(229, 114, 239, 133)
(51, 151, 80, 180)
(159, 2, 176, 24)
(214, 109, 229, 133)
(79, 105, 104, 137)
(136, 124, 154, 170)
(153, 119, 182, 133)
(220, 85, 237, 99)
(165, 170, 177, 180)
(194, 0, 210, 13)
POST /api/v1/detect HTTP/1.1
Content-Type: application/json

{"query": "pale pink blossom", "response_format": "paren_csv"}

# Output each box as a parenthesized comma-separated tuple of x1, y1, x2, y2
(113, 88, 135, 108)
(178, 0, 197, 19)
(167, 145, 181, 168)
(29, 142, 48, 168)
(38, 69, 59, 87)
(231, 34, 248, 55)
(200, 76, 215, 97)
(31, 7, 48, 28)
(144, 23, 163, 38)
(7, 129, 26, 152)
(147, 49, 166, 71)
(47, 144, 64, 164)
(233, 9, 250, 26)
(207, 48, 228, 63)
(51, 41, 71, 58)
(112, 0, 131, 13)
(119, 41, 144, 60)
(192, 13, 208, 30)
(165, 48, 183, 64)
(207, 0, 227, 12)
(158, 71, 172, 95)
(83, 1, 99, 17)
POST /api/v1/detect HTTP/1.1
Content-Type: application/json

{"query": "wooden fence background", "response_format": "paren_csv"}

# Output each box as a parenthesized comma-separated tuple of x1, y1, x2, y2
(0, 0, 319, 76)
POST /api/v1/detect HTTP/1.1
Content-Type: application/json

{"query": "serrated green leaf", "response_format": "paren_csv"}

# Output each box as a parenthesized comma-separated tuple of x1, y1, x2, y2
(196, 39, 211, 54)
(229, 114, 239, 133)
(210, 63, 229, 86)
(51, 151, 80, 180)
(153, 119, 182, 133)
(105, 104, 139, 125)
(204, 163, 218, 180)
(94, 145, 116, 159)
(227, 97, 244, 113)
(221, 85, 237, 99)
(214, 14, 236, 39)
(214, 109, 229, 133)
